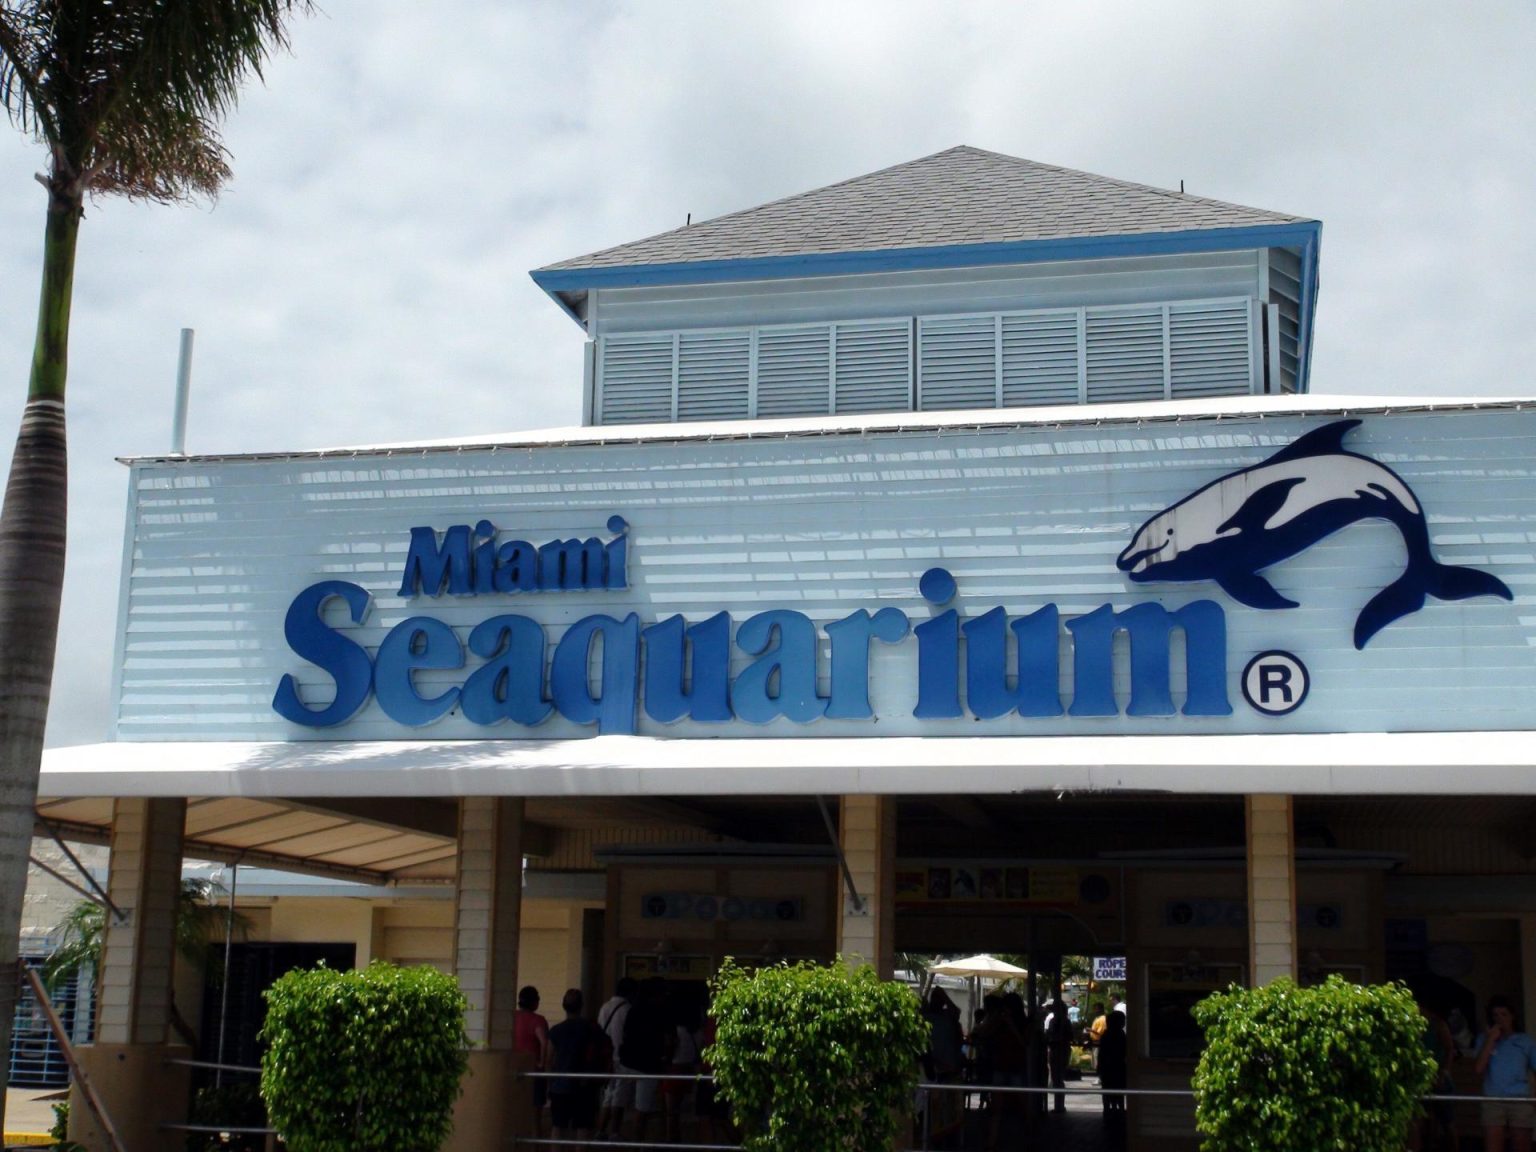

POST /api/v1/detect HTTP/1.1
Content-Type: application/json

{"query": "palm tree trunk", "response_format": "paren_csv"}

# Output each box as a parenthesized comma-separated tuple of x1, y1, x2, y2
(0, 190, 79, 1124)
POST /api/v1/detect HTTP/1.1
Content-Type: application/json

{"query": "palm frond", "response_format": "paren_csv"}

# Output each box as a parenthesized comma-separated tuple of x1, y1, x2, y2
(40, 897, 104, 992)
(0, 2, 59, 142)
(4, 0, 312, 200)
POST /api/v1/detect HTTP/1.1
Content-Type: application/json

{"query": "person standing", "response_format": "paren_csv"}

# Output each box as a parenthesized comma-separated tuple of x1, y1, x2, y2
(547, 989, 603, 1149)
(1044, 997, 1073, 1113)
(619, 978, 672, 1144)
(595, 977, 638, 1140)
(515, 986, 552, 1137)
(1086, 1003, 1108, 1071)
(1099, 1010, 1128, 1117)
(1474, 996, 1536, 1152)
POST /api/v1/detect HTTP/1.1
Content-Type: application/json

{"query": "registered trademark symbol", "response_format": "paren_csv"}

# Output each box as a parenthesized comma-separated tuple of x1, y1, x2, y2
(1241, 650, 1309, 716)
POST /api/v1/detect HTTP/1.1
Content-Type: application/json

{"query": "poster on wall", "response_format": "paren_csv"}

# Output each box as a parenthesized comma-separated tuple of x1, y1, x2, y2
(895, 862, 1113, 908)
(1144, 961, 1244, 1060)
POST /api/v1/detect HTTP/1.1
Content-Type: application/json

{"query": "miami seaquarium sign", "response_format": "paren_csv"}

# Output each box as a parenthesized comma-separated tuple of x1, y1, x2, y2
(271, 421, 1510, 735)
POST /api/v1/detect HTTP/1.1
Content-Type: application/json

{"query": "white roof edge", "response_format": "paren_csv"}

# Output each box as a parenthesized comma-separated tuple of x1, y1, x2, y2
(38, 733, 1536, 799)
(118, 395, 1536, 465)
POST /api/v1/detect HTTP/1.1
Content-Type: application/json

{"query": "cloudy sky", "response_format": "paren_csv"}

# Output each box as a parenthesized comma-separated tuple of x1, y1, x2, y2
(1, 0, 1532, 747)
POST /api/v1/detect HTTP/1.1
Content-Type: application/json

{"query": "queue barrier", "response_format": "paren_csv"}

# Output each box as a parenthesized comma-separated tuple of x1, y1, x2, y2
(153, 1061, 1510, 1151)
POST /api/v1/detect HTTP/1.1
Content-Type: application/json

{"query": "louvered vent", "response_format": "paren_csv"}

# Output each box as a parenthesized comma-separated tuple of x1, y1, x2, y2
(1170, 302, 1252, 399)
(598, 334, 675, 424)
(757, 326, 831, 417)
(677, 330, 750, 421)
(1085, 308, 1165, 403)
(1002, 311, 1081, 407)
(593, 297, 1258, 424)
(918, 316, 997, 411)
(833, 320, 912, 414)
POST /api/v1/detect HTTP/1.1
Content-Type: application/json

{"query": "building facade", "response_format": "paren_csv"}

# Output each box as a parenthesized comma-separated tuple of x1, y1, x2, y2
(39, 147, 1536, 1151)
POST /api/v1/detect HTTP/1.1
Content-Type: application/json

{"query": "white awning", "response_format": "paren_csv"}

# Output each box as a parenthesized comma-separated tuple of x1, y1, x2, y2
(38, 731, 1536, 799)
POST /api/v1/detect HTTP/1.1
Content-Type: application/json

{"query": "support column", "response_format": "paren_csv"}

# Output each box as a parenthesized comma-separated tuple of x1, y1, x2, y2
(447, 798, 526, 1152)
(1246, 794, 1297, 985)
(836, 795, 896, 978)
(71, 798, 191, 1152)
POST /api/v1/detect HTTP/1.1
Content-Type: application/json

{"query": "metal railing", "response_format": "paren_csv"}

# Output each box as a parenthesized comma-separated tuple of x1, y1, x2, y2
(156, 1061, 1508, 1152)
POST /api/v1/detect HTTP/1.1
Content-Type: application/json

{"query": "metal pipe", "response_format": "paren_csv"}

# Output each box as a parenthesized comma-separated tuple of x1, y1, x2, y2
(172, 328, 194, 454)
(814, 796, 863, 914)
(215, 859, 239, 1086)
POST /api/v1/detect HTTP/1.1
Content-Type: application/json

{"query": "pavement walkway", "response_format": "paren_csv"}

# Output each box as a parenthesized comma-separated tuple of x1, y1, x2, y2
(3, 1086, 65, 1144)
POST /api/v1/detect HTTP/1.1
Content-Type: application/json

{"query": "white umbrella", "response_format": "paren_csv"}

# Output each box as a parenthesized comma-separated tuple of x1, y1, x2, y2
(927, 955, 1029, 1033)
(928, 954, 1028, 979)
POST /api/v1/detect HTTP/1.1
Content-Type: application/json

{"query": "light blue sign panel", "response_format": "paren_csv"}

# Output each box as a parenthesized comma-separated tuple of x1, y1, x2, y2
(117, 407, 1536, 742)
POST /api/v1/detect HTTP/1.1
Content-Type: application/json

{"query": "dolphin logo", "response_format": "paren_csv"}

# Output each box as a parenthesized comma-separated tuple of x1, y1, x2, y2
(1116, 419, 1511, 649)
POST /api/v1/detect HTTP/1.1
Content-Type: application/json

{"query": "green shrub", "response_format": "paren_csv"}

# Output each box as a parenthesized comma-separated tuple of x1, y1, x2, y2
(1191, 975, 1436, 1152)
(50, 1100, 85, 1152)
(706, 958, 929, 1152)
(259, 962, 468, 1152)
(185, 1081, 266, 1152)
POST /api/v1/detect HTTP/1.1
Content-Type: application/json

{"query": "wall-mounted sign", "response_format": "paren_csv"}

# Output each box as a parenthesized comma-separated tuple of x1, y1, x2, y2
(894, 865, 1101, 907)
(113, 411, 1523, 744)
(1119, 421, 1511, 649)
(1092, 956, 1127, 982)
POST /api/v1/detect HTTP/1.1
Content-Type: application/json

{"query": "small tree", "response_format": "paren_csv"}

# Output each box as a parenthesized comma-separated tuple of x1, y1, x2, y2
(1192, 975, 1435, 1152)
(706, 958, 928, 1152)
(260, 962, 468, 1152)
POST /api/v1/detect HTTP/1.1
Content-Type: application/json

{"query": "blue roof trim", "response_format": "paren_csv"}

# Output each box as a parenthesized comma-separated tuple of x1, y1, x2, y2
(1296, 225, 1322, 393)
(531, 222, 1325, 350)
(532, 223, 1320, 292)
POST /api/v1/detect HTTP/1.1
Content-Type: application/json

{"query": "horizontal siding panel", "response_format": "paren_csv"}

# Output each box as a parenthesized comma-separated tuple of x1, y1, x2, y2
(595, 251, 1263, 334)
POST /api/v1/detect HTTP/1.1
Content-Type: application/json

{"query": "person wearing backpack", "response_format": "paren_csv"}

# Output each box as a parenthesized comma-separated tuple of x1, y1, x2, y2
(547, 989, 604, 1146)
(594, 977, 637, 1140)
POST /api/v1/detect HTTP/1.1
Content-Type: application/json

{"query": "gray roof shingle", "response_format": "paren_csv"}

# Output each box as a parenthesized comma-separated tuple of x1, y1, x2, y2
(539, 145, 1313, 273)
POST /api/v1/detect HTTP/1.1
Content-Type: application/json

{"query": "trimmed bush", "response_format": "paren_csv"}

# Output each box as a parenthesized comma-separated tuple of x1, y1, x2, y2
(706, 958, 929, 1152)
(260, 962, 468, 1152)
(1192, 975, 1435, 1152)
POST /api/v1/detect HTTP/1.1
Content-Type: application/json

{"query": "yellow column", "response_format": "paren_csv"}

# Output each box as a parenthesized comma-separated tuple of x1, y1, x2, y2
(71, 798, 191, 1152)
(448, 798, 526, 1152)
(1246, 794, 1297, 985)
(836, 795, 895, 978)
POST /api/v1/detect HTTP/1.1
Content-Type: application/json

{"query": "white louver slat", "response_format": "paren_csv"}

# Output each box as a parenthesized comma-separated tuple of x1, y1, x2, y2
(757, 325, 832, 417)
(1085, 307, 1165, 403)
(1001, 311, 1081, 407)
(598, 334, 675, 424)
(833, 320, 911, 414)
(918, 315, 998, 411)
(677, 330, 751, 421)
(1169, 301, 1253, 399)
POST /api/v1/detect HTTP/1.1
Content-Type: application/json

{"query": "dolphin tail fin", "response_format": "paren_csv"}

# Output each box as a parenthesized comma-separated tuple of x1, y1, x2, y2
(1426, 562, 1513, 606)
(1354, 562, 1512, 649)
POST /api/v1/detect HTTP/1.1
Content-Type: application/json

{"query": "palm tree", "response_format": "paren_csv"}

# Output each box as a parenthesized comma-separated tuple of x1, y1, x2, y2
(0, 0, 311, 1117)
(41, 877, 251, 996)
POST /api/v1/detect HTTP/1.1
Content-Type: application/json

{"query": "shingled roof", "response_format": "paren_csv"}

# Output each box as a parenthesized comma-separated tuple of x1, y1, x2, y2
(538, 145, 1313, 273)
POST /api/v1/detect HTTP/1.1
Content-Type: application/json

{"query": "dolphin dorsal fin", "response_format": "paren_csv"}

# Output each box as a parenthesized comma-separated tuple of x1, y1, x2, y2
(1265, 419, 1362, 464)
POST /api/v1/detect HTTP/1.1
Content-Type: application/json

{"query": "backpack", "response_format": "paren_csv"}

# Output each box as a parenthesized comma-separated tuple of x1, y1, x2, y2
(588, 1019, 615, 1072)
